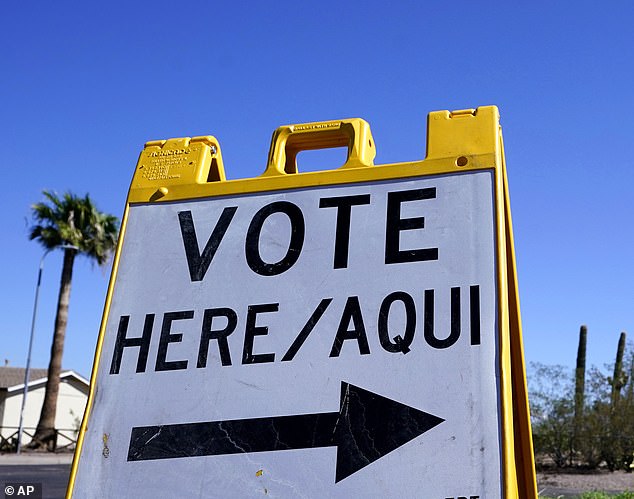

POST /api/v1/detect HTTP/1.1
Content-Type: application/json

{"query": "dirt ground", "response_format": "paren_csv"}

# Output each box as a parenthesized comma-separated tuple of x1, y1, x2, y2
(537, 470, 634, 497)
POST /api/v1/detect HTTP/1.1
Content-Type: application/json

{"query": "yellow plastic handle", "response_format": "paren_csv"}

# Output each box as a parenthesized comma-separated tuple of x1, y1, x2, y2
(264, 118, 376, 175)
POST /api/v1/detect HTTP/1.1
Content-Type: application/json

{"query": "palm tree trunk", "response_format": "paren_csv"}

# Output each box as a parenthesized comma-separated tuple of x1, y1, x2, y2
(30, 248, 76, 450)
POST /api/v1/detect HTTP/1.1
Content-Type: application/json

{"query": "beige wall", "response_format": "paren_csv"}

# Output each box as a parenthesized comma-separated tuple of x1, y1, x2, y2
(1, 377, 88, 447)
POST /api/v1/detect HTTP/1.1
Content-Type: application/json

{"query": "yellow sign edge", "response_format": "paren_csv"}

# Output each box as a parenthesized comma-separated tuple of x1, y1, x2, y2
(66, 204, 131, 499)
(493, 137, 518, 498)
(126, 154, 497, 205)
(502, 133, 538, 497)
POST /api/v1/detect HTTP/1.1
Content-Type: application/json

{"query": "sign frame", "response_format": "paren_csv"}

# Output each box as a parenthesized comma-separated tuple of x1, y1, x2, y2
(67, 106, 536, 498)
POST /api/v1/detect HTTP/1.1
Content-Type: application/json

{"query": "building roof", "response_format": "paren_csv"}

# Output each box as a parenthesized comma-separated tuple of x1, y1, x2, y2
(0, 367, 88, 390)
(0, 367, 49, 389)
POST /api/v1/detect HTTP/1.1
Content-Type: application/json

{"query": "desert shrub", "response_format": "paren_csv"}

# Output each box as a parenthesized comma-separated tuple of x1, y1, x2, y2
(529, 363, 575, 466)
(529, 344, 634, 470)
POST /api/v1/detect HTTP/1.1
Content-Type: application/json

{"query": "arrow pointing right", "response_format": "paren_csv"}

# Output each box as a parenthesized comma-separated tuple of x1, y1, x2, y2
(128, 382, 444, 483)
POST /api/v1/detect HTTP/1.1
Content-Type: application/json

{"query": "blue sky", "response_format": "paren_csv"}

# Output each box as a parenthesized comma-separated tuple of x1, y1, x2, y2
(1, 1, 633, 379)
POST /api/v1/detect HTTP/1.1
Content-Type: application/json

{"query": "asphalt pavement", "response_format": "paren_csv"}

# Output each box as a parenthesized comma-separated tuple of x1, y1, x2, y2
(2, 453, 631, 498)
(0, 453, 72, 499)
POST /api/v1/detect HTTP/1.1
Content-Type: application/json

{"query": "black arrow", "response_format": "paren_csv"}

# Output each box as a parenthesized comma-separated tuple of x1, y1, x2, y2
(127, 382, 444, 482)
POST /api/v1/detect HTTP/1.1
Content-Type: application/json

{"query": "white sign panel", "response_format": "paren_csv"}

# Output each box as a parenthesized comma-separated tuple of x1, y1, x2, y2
(73, 171, 501, 498)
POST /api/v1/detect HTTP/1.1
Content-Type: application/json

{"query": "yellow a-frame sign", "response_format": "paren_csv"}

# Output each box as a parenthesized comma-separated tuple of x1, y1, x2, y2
(68, 106, 536, 498)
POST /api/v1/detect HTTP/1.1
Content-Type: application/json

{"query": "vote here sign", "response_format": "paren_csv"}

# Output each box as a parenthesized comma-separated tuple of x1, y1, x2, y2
(71, 168, 502, 498)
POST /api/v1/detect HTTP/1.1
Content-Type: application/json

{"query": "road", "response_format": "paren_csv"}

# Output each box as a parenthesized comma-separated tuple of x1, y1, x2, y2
(0, 464, 70, 499)
(1, 462, 632, 498)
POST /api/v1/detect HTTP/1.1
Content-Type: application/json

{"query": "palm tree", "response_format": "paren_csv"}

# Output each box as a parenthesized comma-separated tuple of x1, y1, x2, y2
(28, 190, 119, 450)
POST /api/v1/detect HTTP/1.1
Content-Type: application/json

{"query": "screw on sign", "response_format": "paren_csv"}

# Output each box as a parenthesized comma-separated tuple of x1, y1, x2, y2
(67, 109, 537, 498)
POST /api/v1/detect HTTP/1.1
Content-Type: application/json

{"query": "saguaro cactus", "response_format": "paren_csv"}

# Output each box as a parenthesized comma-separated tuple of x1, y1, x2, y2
(604, 331, 628, 471)
(626, 352, 634, 403)
(574, 325, 587, 422)
(611, 332, 627, 406)
(573, 325, 587, 459)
